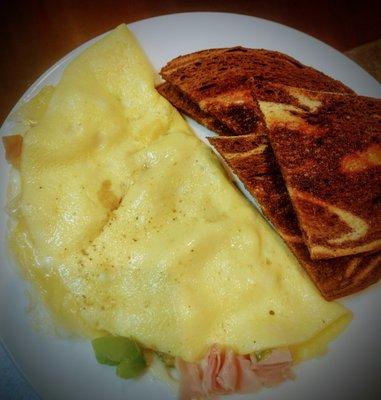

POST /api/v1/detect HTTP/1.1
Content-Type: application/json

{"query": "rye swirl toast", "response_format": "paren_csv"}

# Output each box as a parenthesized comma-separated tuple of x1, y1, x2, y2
(260, 86, 381, 259)
(209, 133, 381, 300)
(159, 75, 381, 260)
(157, 48, 380, 298)
(158, 47, 353, 136)
(160, 47, 353, 101)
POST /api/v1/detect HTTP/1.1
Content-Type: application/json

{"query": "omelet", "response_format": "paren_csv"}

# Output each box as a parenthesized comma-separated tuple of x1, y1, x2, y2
(7, 25, 349, 368)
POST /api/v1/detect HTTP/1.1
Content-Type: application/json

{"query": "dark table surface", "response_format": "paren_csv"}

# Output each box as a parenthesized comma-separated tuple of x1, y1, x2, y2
(1, 0, 381, 123)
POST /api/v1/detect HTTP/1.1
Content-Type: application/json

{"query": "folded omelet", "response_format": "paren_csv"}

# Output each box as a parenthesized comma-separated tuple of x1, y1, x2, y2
(7, 25, 349, 366)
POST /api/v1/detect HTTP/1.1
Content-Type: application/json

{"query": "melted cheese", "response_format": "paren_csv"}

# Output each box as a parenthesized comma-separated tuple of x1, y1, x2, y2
(19, 25, 190, 264)
(67, 132, 349, 361)
(8, 24, 350, 364)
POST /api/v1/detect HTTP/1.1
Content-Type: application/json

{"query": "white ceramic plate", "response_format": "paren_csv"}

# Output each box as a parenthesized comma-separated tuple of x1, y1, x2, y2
(1, 12, 380, 400)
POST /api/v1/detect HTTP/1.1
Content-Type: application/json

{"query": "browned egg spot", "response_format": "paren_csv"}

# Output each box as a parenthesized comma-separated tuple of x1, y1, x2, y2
(97, 180, 121, 211)
(2, 135, 23, 168)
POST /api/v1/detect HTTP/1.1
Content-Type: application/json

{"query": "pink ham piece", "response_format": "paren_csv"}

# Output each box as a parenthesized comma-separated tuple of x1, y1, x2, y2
(176, 346, 293, 400)
(235, 355, 262, 394)
(252, 348, 294, 387)
(202, 345, 224, 395)
(216, 349, 238, 392)
(176, 358, 204, 400)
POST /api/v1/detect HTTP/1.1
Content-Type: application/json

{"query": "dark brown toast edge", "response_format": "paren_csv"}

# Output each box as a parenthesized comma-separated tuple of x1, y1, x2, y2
(159, 47, 354, 138)
(261, 89, 381, 259)
(160, 47, 354, 101)
(157, 81, 297, 137)
(157, 82, 267, 136)
(156, 82, 236, 136)
(208, 134, 381, 300)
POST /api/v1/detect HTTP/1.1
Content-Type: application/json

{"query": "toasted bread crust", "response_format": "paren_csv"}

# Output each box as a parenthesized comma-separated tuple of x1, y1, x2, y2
(161, 47, 353, 102)
(209, 134, 381, 300)
(157, 80, 306, 136)
(264, 89, 381, 259)
(160, 48, 353, 137)
(157, 83, 236, 136)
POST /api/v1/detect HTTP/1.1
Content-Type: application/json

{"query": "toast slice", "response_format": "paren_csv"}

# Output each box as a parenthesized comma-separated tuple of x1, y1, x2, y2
(160, 47, 353, 101)
(158, 49, 381, 296)
(209, 134, 381, 299)
(157, 82, 237, 136)
(157, 82, 267, 135)
(159, 47, 353, 135)
(259, 86, 381, 259)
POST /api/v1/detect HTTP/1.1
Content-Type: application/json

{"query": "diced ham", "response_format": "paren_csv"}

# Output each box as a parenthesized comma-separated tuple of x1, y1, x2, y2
(175, 346, 293, 399)
(252, 348, 294, 387)
(176, 357, 203, 400)
(236, 355, 262, 394)
(216, 349, 238, 392)
(2, 135, 23, 168)
(202, 345, 223, 395)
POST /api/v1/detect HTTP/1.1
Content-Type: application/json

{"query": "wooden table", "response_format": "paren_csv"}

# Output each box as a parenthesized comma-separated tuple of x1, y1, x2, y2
(1, 0, 380, 122)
